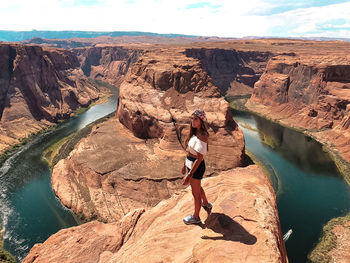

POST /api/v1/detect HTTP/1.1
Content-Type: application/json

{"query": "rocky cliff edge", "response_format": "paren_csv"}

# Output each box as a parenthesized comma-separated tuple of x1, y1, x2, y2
(25, 165, 288, 263)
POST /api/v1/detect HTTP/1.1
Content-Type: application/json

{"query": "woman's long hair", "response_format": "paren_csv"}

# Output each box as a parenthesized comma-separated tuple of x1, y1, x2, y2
(185, 116, 209, 151)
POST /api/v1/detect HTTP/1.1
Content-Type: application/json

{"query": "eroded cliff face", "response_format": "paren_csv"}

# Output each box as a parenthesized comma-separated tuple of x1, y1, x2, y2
(247, 56, 350, 163)
(26, 165, 289, 263)
(0, 43, 101, 153)
(185, 48, 272, 96)
(51, 117, 185, 222)
(73, 45, 143, 86)
(51, 47, 246, 223)
(116, 48, 245, 171)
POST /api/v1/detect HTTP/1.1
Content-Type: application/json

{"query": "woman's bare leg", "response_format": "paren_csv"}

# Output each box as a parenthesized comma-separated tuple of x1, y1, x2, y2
(190, 178, 201, 218)
(200, 187, 209, 205)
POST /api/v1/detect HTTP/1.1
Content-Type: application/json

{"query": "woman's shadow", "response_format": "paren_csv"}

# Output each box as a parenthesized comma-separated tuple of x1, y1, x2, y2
(201, 212, 257, 245)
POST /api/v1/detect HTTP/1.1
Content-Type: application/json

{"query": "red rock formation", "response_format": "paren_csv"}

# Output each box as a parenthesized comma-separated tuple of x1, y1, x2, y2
(52, 118, 185, 222)
(116, 48, 245, 171)
(26, 165, 289, 263)
(73, 45, 143, 86)
(50, 47, 247, 224)
(247, 56, 350, 163)
(185, 48, 272, 96)
(0, 43, 102, 154)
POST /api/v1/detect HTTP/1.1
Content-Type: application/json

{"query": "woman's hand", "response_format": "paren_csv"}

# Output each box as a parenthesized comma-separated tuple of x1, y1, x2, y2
(181, 165, 186, 175)
(182, 173, 191, 185)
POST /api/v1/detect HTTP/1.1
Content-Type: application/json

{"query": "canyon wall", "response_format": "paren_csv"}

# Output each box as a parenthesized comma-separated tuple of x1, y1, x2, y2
(26, 165, 289, 263)
(51, 117, 185, 222)
(0, 43, 102, 154)
(50, 47, 249, 223)
(185, 48, 272, 96)
(116, 48, 245, 172)
(73, 45, 143, 86)
(246, 55, 350, 165)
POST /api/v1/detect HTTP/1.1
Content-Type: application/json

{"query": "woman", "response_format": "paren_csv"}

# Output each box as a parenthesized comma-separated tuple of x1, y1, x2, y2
(182, 109, 212, 225)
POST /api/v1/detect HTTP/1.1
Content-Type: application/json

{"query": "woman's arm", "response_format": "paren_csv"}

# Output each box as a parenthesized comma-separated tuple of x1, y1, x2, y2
(188, 153, 203, 176)
(188, 133, 208, 176)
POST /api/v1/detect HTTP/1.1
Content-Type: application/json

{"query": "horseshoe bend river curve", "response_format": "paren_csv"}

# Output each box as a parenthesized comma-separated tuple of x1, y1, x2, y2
(0, 94, 349, 262)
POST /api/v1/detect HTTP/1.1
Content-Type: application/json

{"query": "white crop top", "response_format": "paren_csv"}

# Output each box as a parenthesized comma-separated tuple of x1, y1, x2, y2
(186, 135, 207, 156)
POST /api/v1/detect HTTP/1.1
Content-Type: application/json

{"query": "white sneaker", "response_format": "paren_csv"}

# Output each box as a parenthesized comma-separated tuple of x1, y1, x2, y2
(183, 214, 201, 225)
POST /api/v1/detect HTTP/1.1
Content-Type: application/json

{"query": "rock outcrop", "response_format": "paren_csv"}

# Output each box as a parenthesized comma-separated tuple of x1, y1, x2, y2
(73, 46, 143, 86)
(116, 48, 245, 172)
(0, 43, 103, 154)
(52, 117, 185, 222)
(26, 165, 289, 263)
(185, 48, 272, 96)
(51, 46, 247, 223)
(246, 55, 350, 165)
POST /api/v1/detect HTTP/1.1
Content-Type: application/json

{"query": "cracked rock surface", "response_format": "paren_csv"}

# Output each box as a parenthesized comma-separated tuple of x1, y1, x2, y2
(28, 165, 288, 263)
(52, 117, 185, 222)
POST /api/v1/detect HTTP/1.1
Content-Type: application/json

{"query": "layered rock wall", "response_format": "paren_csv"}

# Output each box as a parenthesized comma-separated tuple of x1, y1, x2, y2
(185, 48, 272, 96)
(52, 118, 185, 222)
(26, 166, 289, 263)
(51, 47, 246, 223)
(0, 43, 101, 153)
(247, 56, 350, 163)
(73, 46, 143, 86)
(116, 48, 245, 171)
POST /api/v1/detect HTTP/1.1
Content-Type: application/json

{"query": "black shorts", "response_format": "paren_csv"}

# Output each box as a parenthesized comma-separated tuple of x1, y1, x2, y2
(186, 156, 206, 180)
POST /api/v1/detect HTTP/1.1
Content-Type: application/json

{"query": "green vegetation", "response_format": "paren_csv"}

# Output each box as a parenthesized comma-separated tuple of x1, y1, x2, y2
(239, 122, 259, 132)
(259, 133, 280, 150)
(245, 150, 270, 178)
(0, 124, 57, 167)
(327, 150, 350, 186)
(1, 79, 117, 167)
(42, 134, 75, 167)
(0, 232, 16, 263)
(225, 94, 251, 111)
(308, 213, 350, 263)
(69, 79, 116, 118)
(71, 106, 89, 117)
(42, 112, 115, 169)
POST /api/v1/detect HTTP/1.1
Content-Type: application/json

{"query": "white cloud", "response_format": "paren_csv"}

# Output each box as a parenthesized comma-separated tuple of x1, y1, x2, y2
(1, 0, 350, 38)
(266, 1, 350, 37)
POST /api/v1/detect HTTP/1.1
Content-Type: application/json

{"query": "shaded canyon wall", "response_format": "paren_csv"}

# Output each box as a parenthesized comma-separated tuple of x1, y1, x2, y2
(0, 43, 102, 154)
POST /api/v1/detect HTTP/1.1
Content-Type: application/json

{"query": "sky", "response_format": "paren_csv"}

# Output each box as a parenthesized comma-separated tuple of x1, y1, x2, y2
(2, 0, 350, 38)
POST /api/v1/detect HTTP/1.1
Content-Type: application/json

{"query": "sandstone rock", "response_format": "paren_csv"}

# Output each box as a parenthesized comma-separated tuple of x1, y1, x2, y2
(247, 56, 350, 163)
(185, 48, 272, 96)
(116, 48, 245, 171)
(23, 209, 145, 263)
(0, 43, 103, 154)
(73, 46, 143, 86)
(27, 165, 288, 263)
(52, 117, 185, 222)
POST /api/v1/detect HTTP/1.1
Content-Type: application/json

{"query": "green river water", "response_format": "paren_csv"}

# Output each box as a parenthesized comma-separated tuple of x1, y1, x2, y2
(232, 109, 350, 263)
(0, 93, 118, 261)
(0, 95, 349, 262)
